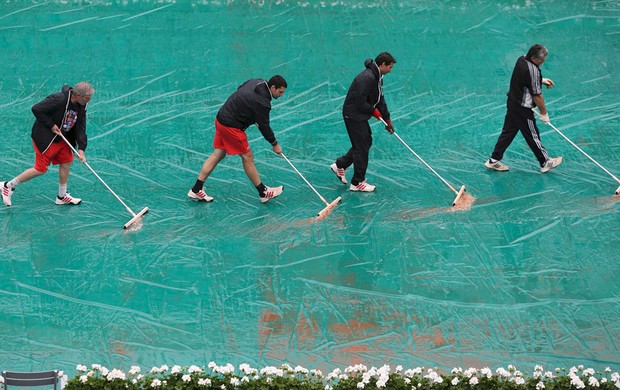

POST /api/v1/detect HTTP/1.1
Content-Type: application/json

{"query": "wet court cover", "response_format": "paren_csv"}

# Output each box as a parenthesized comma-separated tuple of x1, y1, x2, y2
(0, 0, 618, 373)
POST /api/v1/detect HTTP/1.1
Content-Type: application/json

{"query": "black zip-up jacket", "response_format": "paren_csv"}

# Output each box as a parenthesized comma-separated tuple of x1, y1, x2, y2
(31, 85, 88, 153)
(342, 59, 390, 122)
(216, 79, 277, 145)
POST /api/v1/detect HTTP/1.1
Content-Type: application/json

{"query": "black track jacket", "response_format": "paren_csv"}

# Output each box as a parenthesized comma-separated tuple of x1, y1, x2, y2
(216, 79, 277, 145)
(31, 85, 88, 153)
(342, 59, 390, 122)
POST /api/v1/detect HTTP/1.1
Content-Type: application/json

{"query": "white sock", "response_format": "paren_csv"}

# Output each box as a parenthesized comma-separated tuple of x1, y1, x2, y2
(58, 184, 67, 198)
(7, 178, 20, 189)
(489, 158, 498, 163)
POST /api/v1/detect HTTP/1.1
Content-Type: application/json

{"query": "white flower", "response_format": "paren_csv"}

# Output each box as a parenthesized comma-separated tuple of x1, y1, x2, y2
(588, 376, 600, 387)
(395, 365, 403, 373)
(570, 366, 579, 374)
(583, 368, 595, 377)
(76, 365, 88, 372)
(230, 377, 240, 386)
(91, 364, 102, 371)
(611, 372, 620, 382)
(188, 365, 202, 374)
(170, 365, 182, 374)
(106, 369, 126, 381)
(220, 385, 226, 390)
(151, 379, 162, 388)
(129, 366, 141, 375)
(181, 374, 191, 382)
(544, 371, 554, 379)
(241, 376, 249, 383)
(208, 362, 217, 370)
(404, 378, 411, 384)
(601, 378, 607, 384)
(325, 386, 333, 390)
(451, 377, 459, 386)
(294, 366, 309, 375)
(101, 367, 109, 377)
(464, 368, 477, 378)
(496, 367, 511, 378)
(578, 365, 584, 371)
(198, 378, 211, 386)
(570, 375, 585, 389)
(481, 367, 492, 378)
(508, 365, 516, 372)
(356, 382, 365, 389)
(469, 377, 479, 386)
(451, 367, 462, 375)
(159, 365, 169, 373)
(310, 369, 323, 377)
(604, 367, 611, 373)
(514, 377, 525, 385)
(536, 381, 545, 390)
(150, 367, 159, 374)
(535, 365, 544, 372)
(79, 376, 88, 383)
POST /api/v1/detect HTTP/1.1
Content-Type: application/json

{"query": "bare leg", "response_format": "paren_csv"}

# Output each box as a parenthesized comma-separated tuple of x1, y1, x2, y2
(198, 148, 227, 181)
(15, 167, 45, 184)
(58, 163, 71, 185)
(240, 150, 261, 186)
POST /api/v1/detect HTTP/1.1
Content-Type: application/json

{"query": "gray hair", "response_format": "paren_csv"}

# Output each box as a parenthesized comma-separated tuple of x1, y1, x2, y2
(73, 82, 94, 96)
(527, 44, 548, 60)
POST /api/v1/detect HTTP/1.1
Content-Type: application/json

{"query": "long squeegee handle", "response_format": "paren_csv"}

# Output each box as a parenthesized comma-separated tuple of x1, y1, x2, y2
(280, 153, 329, 206)
(379, 118, 459, 194)
(58, 133, 137, 216)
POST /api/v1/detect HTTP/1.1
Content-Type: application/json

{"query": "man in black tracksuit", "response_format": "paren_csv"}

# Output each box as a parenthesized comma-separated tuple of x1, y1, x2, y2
(485, 44, 562, 173)
(331, 52, 396, 192)
(188, 75, 287, 203)
(1, 82, 94, 207)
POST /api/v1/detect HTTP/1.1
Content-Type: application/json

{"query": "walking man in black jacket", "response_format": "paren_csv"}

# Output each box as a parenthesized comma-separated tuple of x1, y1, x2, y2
(2, 82, 94, 207)
(331, 52, 396, 192)
(188, 76, 287, 203)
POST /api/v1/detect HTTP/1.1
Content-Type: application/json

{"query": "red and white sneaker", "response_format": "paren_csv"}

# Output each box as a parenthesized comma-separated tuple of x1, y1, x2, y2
(187, 189, 214, 202)
(55, 193, 82, 205)
(260, 185, 283, 203)
(1, 182, 14, 207)
(349, 180, 376, 192)
(330, 163, 347, 184)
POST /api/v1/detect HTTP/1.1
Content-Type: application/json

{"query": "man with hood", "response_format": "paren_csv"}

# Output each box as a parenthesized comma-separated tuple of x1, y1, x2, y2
(2, 82, 94, 207)
(331, 52, 396, 192)
(188, 75, 287, 203)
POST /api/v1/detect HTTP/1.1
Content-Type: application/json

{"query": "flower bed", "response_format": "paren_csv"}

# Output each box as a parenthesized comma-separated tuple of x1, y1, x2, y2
(56, 363, 620, 390)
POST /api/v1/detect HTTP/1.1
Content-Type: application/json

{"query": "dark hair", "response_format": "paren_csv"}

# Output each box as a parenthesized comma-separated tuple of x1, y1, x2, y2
(375, 52, 396, 66)
(526, 44, 548, 60)
(268, 75, 287, 89)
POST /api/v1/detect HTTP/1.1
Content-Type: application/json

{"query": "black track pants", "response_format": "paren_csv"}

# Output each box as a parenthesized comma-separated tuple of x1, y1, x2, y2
(336, 117, 373, 185)
(491, 101, 549, 166)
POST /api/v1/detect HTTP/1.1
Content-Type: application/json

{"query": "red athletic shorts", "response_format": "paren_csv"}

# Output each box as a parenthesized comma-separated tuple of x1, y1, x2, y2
(33, 139, 74, 173)
(212, 118, 250, 155)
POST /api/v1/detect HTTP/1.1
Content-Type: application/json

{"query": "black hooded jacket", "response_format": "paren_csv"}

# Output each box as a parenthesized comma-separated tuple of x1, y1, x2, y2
(342, 59, 390, 122)
(31, 85, 88, 153)
(216, 79, 277, 145)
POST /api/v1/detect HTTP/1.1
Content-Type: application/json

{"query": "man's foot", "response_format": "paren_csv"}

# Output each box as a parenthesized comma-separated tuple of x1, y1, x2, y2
(1, 182, 14, 207)
(330, 163, 347, 184)
(55, 193, 82, 205)
(540, 156, 563, 173)
(349, 181, 376, 192)
(187, 189, 214, 202)
(260, 186, 283, 203)
(484, 159, 509, 171)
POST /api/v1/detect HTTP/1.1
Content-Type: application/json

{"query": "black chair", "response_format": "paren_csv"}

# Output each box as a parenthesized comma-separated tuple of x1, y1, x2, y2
(2, 371, 59, 390)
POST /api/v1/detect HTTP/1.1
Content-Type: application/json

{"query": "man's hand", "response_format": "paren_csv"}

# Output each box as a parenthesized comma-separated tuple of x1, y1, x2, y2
(51, 124, 62, 135)
(371, 108, 382, 120)
(542, 78, 554, 88)
(539, 113, 551, 125)
(77, 150, 86, 162)
(385, 119, 394, 134)
(272, 142, 282, 155)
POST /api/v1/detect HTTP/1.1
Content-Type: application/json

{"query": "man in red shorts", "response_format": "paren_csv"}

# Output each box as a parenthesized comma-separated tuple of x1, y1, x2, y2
(188, 76, 287, 203)
(2, 82, 94, 207)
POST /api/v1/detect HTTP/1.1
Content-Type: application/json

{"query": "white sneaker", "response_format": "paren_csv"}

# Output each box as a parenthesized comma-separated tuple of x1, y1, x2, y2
(260, 185, 283, 203)
(187, 189, 214, 202)
(484, 159, 509, 171)
(55, 193, 82, 205)
(330, 163, 347, 184)
(350, 180, 376, 192)
(540, 156, 563, 173)
(1, 182, 14, 207)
